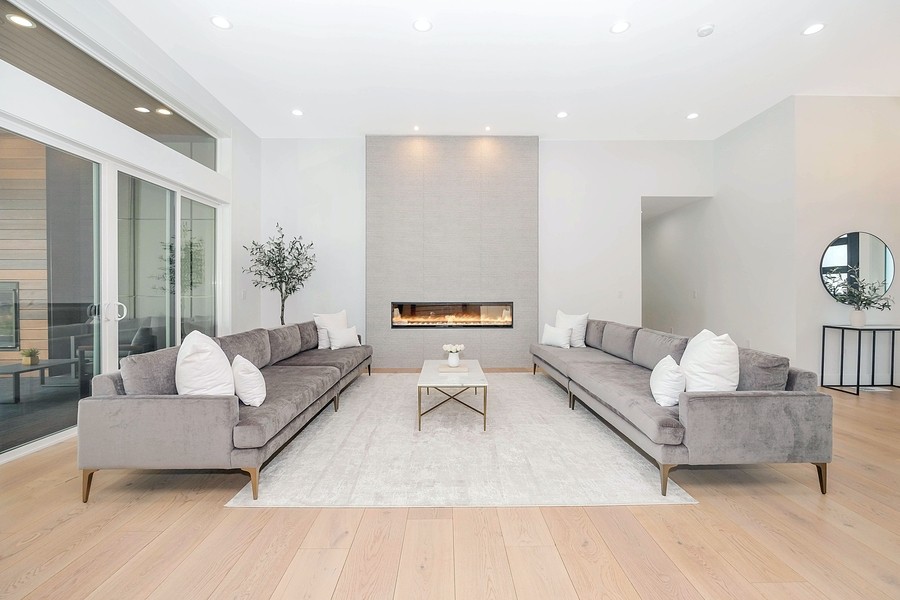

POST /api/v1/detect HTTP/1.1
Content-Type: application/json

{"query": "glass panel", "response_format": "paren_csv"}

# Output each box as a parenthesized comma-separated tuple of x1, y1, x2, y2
(0, 128, 100, 453)
(181, 198, 216, 337)
(118, 173, 176, 359)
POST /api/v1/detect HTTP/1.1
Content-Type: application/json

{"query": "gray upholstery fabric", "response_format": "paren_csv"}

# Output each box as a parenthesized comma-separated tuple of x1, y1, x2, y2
(77, 394, 239, 469)
(298, 321, 319, 352)
(120, 346, 179, 395)
(92, 372, 126, 396)
(568, 362, 685, 445)
(584, 320, 607, 349)
(600, 323, 641, 362)
(786, 367, 818, 392)
(217, 328, 271, 370)
(233, 366, 340, 449)
(736, 347, 790, 391)
(268, 324, 303, 366)
(275, 346, 373, 377)
(679, 390, 833, 463)
(530, 343, 628, 377)
(632, 329, 689, 370)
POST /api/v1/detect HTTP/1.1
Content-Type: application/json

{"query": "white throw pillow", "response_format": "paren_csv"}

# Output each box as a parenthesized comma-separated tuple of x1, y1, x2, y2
(232, 355, 267, 407)
(556, 310, 589, 348)
(541, 323, 572, 349)
(175, 330, 234, 396)
(330, 326, 361, 350)
(680, 329, 740, 392)
(650, 355, 685, 407)
(313, 310, 348, 350)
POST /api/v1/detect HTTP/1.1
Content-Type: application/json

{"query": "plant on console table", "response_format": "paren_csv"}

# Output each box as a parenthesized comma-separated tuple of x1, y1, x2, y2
(244, 223, 317, 325)
(823, 266, 893, 327)
(443, 344, 465, 367)
(21, 348, 39, 366)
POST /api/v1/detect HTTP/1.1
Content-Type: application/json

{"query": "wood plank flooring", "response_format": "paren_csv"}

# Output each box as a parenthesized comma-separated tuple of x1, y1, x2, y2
(0, 387, 897, 599)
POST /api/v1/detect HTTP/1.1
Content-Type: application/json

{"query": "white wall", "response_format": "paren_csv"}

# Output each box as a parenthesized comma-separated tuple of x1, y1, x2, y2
(642, 98, 798, 358)
(259, 139, 366, 336)
(539, 141, 714, 332)
(229, 122, 262, 334)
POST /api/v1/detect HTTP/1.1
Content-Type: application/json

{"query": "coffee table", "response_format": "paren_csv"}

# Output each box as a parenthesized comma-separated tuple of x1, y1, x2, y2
(417, 359, 488, 431)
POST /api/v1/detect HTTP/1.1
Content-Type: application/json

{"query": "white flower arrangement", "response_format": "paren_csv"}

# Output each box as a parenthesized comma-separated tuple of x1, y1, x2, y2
(442, 344, 465, 353)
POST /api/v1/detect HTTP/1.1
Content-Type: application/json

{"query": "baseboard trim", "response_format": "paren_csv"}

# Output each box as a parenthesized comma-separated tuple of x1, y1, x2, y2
(0, 427, 77, 466)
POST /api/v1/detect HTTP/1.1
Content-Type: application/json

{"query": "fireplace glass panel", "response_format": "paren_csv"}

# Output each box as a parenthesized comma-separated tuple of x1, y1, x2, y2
(391, 302, 513, 328)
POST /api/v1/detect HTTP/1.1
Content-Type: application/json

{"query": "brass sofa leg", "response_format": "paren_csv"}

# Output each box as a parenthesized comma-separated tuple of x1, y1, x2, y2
(814, 463, 827, 494)
(82, 469, 97, 503)
(568, 388, 574, 410)
(659, 463, 676, 496)
(241, 467, 260, 499)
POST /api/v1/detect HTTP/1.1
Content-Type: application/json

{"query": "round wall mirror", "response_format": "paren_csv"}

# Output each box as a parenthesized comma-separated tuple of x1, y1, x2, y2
(820, 232, 895, 299)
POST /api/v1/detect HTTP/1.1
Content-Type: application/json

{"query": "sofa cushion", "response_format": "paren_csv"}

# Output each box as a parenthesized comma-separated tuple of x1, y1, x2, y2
(584, 320, 607, 349)
(569, 362, 685, 445)
(737, 347, 790, 391)
(275, 346, 373, 377)
(600, 323, 641, 362)
(268, 325, 303, 366)
(298, 321, 319, 352)
(632, 329, 689, 370)
(216, 328, 271, 370)
(531, 343, 628, 377)
(233, 366, 340, 449)
(120, 346, 179, 395)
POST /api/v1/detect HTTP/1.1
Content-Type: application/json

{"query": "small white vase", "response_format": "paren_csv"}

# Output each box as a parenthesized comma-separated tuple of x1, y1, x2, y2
(447, 352, 460, 367)
(849, 310, 866, 328)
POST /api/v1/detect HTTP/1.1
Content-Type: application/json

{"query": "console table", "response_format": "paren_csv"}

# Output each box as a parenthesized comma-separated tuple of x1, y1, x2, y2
(821, 325, 899, 395)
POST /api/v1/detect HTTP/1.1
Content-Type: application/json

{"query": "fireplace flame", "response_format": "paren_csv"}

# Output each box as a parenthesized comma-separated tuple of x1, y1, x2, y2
(392, 306, 512, 327)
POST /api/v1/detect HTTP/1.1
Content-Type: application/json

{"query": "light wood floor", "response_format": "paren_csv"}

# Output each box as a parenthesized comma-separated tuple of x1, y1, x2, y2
(1, 386, 898, 600)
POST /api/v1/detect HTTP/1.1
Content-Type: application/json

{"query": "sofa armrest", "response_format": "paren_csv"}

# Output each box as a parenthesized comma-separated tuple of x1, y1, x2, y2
(77, 394, 240, 470)
(678, 390, 832, 464)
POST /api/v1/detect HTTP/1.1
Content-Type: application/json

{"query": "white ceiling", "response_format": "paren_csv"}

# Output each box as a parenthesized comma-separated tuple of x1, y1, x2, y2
(104, 0, 900, 140)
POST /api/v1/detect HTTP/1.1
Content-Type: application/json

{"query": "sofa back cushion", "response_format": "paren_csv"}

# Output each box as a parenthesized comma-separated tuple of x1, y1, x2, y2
(584, 320, 607, 349)
(737, 347, 790, 391)
(632, 329, 689, 370)
(120, 346, 180, 395)
(268, 324, 303, 365)
(298, 321, 319, 352)
(216, 328, 271, 370)
(600, 323, 641, 362)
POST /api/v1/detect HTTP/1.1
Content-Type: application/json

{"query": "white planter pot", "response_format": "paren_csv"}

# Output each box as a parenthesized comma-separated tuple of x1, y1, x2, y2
(849, 310, 866, 328)
(447, 352, 460, 367)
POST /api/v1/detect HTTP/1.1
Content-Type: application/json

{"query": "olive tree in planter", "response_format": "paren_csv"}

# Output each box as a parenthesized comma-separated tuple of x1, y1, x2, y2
(243, 223, 316, 325)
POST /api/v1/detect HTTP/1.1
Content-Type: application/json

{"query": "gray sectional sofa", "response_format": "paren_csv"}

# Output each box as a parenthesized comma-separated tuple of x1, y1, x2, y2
(77, 321, 372, 501)
(531, 320, 833, 495)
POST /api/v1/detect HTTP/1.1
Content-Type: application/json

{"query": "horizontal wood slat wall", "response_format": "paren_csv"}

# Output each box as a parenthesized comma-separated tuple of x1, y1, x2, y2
(0, 132, 47, 360)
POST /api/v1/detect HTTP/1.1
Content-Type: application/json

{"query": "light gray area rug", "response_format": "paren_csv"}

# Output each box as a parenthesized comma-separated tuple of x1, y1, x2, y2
(227, 373, 696, 507)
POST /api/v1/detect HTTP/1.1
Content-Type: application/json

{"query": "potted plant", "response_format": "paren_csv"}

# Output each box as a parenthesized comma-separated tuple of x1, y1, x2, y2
(822, 266, 893, 327)
(21, 348, 39, 366)
(244, 223, 316, 325)
(442, 343, 465, 367)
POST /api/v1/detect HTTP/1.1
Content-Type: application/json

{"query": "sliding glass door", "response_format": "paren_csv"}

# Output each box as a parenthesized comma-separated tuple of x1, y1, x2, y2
(181, 198, 216, 337)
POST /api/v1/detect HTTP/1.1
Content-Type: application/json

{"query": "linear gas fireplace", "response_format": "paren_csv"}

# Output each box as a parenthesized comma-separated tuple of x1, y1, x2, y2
(392, 302, 513, 328)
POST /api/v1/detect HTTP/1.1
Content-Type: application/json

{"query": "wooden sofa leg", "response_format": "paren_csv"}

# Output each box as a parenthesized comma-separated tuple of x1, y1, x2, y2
(659, 463, 676, 496)
(533, 363, 537, 375)
(814, 463, 827, 494)
(241, 467, 259, 500)
(82, 469, 97, 503)
(334, 391, 340, 412)
(367, 364, 371, 376)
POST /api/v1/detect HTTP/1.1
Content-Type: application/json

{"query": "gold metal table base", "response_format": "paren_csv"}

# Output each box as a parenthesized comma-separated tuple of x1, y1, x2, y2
(417, 385, 487, 431)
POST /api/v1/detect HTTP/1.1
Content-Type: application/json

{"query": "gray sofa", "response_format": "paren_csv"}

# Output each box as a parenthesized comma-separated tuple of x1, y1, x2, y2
(78, 321, 372, 501)
(531, 320, 832, 495)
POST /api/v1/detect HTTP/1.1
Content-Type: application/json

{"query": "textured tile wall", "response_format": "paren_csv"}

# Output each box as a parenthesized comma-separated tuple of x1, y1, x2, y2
(366, 136, 538, 368)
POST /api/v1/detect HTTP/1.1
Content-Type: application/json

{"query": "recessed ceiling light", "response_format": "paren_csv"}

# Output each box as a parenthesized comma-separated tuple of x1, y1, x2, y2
(134, 107, 150, 113)
(610, 21, 630, 34)
(413, 18, 432, 32)
(291, 109, 303, 116)
(697, 24, 715, 37)
(211, 15, 232, 30)
(485, 126, 491, 132)
(5, 13, 36, 28)
(803, 23, 825, 35)
(557, 111, 568, 119)
(413, 125, 420, 131)
(155, 108, 172, 116)
(686, 112, 699, 120)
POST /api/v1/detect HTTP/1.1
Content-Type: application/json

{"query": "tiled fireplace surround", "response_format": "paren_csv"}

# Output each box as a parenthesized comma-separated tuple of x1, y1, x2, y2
(366, 136, 538, 368)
